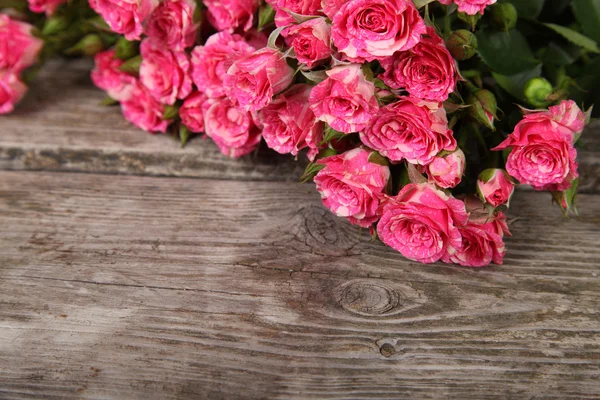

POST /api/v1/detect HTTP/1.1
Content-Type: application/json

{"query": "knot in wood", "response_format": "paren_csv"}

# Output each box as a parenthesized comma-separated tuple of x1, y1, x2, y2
(335, 280, 399, 316)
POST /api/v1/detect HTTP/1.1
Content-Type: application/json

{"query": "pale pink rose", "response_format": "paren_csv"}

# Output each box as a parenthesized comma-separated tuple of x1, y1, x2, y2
(191, 32, 255, 99)
(204, 0, 259, 32)
(377, 183, 469, 263)
(91, 50, 136, 102)
(476, 168, 515, 207)
(203, 97, 262, 158)
(120, 81, 171, 133)
(426, 149, 465, 188)
(287, 18, 332, 69)
(0, 71, 28, 114)
(89, 0, 159, 40)
(380, 27, 458, 102)
(266, 0, 323, 27)
(492, 101, 582, 192)
(224, 48, 294, 112)
(315, 148, 390, 227)
(28, 0, 67, 15)
(360, 97, 456, 165)
(180, 91, 209, 133)
(309, 64, 379, 133)
(0, 14, 44, 73)
(438, 0, 496, 15)
(139, 39, 192, 106)
(332, 0, 426, 62)
(259, 84, 323, 160)
(145, 0, 198, 51)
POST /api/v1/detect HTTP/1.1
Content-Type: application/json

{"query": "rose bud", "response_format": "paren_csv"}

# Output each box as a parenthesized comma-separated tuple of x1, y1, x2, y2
(524, 77, 553, 109)
(467, 89, 497, 130)
(490, 2, 517, 31)
(426, 149, 466, 189)
(41, 14, 70, 35)
(476, 168, 515, 208)
(65, 34, 105, 56)
(446, 29, 478, 60)
(551, 177, 579, 217)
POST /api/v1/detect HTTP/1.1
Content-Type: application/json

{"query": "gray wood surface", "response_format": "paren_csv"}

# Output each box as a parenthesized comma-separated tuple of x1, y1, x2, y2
(1, 171, 599, 399)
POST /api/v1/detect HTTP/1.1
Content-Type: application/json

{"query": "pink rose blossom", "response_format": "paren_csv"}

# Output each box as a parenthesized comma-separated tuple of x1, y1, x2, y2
(438, 0, 497, 15)
(309, 64, 379, 133)
(360, 97, 456, 165)
(89, 0, 159, 41)
(0, 14, 44, 73)
(224, 48, 294, 112)
(191, 32, 256, 99)
(91, 50, 136, 102)
(322, 0, 348, 18)
(380, 27, 458, 102)
(204, 0, 259, 32)
(529, 100, 585, 137)
(139, 39, 192, 106)
(243, 29, 269, 49)
(259, 84, 323, 160)
(203, 97, 262, 158)
(180, 91, 209, 133)
(332, 0, 426, 62)
(27, 0, 67, 15)
(121, 81, 171, 133)
(266, 0, 323, 27)
(0, 71, 28, 114)
(315, 148, 390, 227)
(377, 183, 469, 263)
(426, 149, 465, 188)
(476, 168, 515, 207)
(287, 18, 332, 69)
(145, 0, 199, 51)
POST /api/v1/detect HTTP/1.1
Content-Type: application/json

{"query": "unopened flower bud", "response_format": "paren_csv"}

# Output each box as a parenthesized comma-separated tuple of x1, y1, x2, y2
(468, 89, 497, 130)
(551, 178, 579, 217)
(446, 29, 478, 60)
(65, 34, 104, 56)
(426, 149, 466, 189)
(524, 77, 553, 108)
(490, 3, 518, 31)
(477, 168, 516, 208)
(42, 15, 70, 36)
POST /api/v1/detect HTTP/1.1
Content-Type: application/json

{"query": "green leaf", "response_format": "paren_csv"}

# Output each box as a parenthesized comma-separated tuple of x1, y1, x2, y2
(319, 126, 346, 145)
(368, 152, 389, 166)
(543, 23, 600, 53)
(492, 64, 543, 102)
(412, 0, 435, 8)
(511, 0, 545, 19)
(572, 0, 600, 43)
(163, 104, 179, 120)
(300, 69, 328, 83)
(267, 26, 286, 49)
(287, 10, 320, 23)
(300, 162, 326, 183)
(476, 29, 540, 75)
(258, 4, 275, 31)
(99, 96, 119, 106)
(179, 125, 190, 148)
(118, 55, 142, 76)
(542, 42, 579, 66)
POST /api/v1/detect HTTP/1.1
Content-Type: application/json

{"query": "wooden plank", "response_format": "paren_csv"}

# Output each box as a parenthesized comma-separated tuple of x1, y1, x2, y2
(0, 171, 599, 399)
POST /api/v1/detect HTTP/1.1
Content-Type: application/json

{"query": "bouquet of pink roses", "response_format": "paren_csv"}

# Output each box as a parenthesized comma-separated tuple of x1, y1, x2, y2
(87, 0, 595, 267)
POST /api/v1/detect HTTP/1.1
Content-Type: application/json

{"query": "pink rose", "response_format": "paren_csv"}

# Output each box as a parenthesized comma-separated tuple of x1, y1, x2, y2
(204, 0, 259, 32)
(145, 0, 199, 51)
(438, 0, 497, 15)
(377, 183, 468, 263)
(380, 27, 458, 102)
(426, 149, 465, 188)
(309, 64, 379, 133)
(139, 39, 192, 106)
(332, 0, 426, 62)
(91, 50, 136, 102)
(287, 18, 332, 69)
(89, 0, 158, 40)
(180, 91, 209, 133)
(259, 84, 323, 160)
(360, 97, 456, 165)
(322, 0, 348, 18)
(315, 148, 390, 227)
(492, 101, 583, 191)
(0, 14, 44, 73)
(121, 81, 171, 133)
(27, 0, 67, 15)
(476, 168, 515, 207)
(224, 48, 294, 112)
(266, 0, 323, 27)
(191, 32, 255, 99)
(0, 71, 28, 114)
(203, 97, 262, 158)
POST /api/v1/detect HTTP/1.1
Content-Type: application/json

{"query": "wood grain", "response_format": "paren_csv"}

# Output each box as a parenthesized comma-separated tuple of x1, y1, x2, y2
(1, 171, 599, 399)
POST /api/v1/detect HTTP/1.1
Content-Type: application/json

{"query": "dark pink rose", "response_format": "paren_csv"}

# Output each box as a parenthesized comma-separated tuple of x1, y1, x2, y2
(315, 148, 390, 227)
(204, 0, 259, 32)
(91, 50, 136, 102)
(0, 14, 44, 74)
(332, 0, 426, 62)
(191, 32, 256, 99)
(426, 149, 465, 188)
(203, 97, 262, 158)
(89, 0, 159, 40)
(380, 27, 458, 102)
(309, 64, 379, 133)
(120, 81, 172, 133)
(287, 18, 332, 69)
(266, 0, 323, 27)
(476, 168, 515, 207)
(360, 97, 456, 165)
(27, 0, 67, 15)
(259, 84, 323, 160)
(438, 0, 496, 15)
(145, 0, 199, 51)
(377, 183, 468, 263)
(0, 70, 28, 114)
(224, 48, 294, 112)
(139, 39, 192, 106)
(180, 91, 209, 133)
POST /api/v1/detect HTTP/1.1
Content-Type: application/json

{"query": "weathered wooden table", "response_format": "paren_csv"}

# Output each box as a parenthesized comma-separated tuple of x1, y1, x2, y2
(1, 60, 599, 399)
